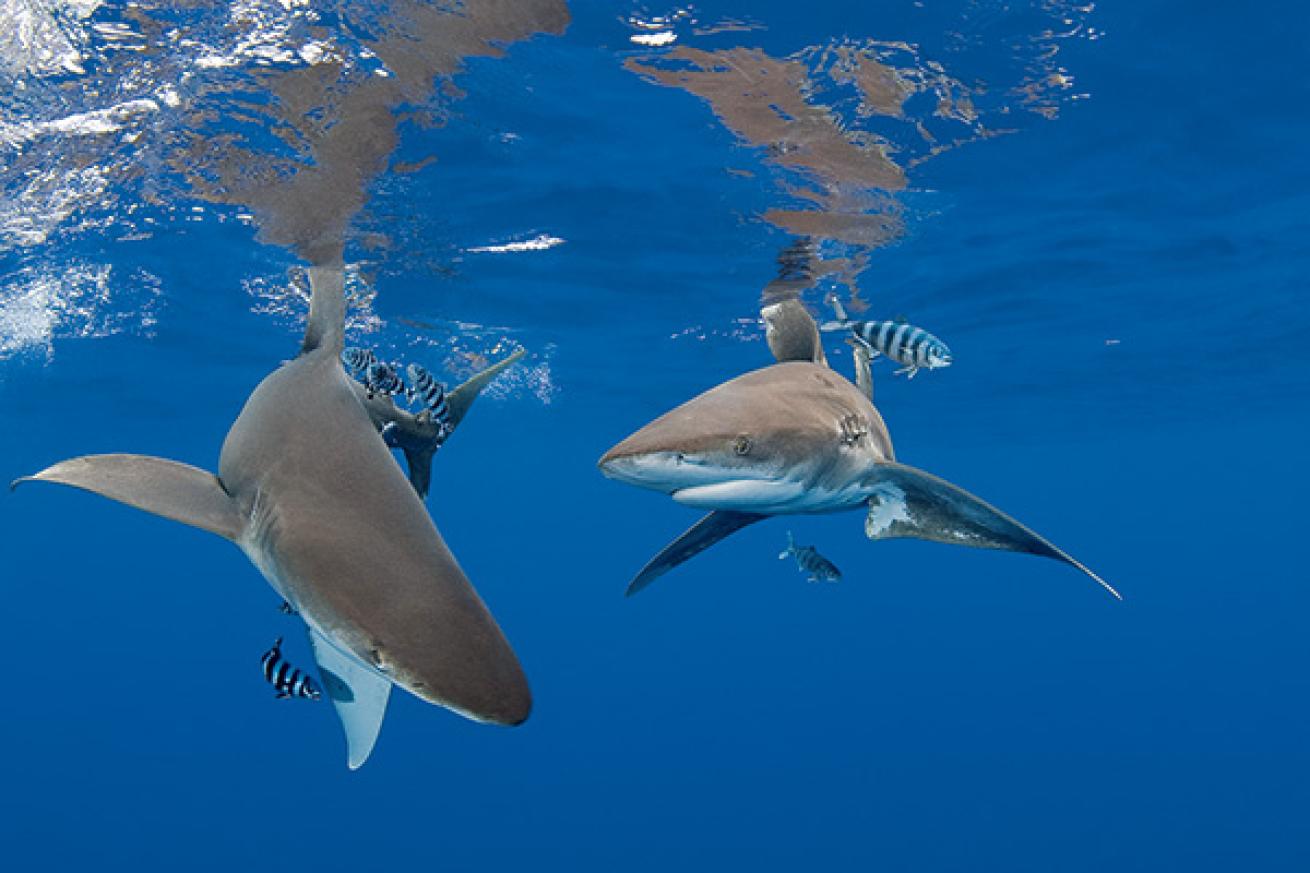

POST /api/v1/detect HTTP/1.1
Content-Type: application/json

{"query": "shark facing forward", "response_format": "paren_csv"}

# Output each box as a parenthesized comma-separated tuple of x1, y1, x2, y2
(599, 299, 1118, 599)
(12, 264, 531, 768)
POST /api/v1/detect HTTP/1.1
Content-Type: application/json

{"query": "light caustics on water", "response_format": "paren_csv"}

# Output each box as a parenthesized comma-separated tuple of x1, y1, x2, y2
(0, 0, 1095, 372)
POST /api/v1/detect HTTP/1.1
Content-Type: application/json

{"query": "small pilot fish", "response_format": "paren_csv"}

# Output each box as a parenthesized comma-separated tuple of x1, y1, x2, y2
(342, 346, 377, 376)
(406, 363, 451, 430)
(364, 361, 406, 397)
(779, 531, 842, 583)
(261, 637, 322, 701)
(820, 317, 952, 379)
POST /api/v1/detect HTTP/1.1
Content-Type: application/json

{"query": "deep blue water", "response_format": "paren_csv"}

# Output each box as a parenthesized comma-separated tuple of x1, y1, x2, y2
(2, 1, 1308, 869)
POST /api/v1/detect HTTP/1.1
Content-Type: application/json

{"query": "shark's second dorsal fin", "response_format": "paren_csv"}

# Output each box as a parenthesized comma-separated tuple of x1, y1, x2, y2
(302, 264, 346, 358)
(761, 299, 828, 366)
(307, 628, 392, 770)
(11, 454, 244, 541)
(862, 462, 1121, 600)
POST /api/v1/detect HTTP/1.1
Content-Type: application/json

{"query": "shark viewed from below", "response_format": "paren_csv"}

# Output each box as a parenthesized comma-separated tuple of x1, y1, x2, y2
(599, 298, 1118, 600)
(12, 261, 531, 769)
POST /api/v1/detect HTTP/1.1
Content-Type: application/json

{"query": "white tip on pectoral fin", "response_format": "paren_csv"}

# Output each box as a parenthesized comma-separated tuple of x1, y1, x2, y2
(307, 628, 392, 770)
(863, 462, 1121, 600)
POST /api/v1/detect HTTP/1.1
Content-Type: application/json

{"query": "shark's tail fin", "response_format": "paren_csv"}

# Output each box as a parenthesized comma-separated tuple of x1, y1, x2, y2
(445, 347, 527, 432)
(862, 462, 1120, 600)
(401, 447, 434, 499)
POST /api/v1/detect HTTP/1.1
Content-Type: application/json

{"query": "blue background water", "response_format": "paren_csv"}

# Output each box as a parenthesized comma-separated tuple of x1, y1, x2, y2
(2, 1, 1308, 869)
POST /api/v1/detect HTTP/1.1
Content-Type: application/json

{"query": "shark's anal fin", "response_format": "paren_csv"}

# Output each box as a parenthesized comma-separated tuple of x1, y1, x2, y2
(627, 510, 767, 596)
(11, 454, 243, 541)
(445, 347, 527, 432)
(863, 462, 1120, 600)
(307, 628, 392, 770)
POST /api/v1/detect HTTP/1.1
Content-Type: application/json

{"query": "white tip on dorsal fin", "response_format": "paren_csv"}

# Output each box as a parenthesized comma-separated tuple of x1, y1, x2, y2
(307, 628, 392, 770)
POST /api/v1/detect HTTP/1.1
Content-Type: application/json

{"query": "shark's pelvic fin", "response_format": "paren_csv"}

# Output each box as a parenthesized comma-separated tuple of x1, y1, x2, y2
(445, 346, 527, 432)
(862, 462, 1120, 600)
(308, 628, 392, 770)
(11, 454, 243, 541)
(627, 510, 767, 596)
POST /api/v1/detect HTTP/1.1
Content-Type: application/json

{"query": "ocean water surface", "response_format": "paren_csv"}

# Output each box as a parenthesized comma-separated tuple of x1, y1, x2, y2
(1, 1, 1308, 869)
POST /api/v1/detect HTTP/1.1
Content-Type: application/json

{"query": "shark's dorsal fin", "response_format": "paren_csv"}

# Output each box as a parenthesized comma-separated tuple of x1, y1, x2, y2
(863, 462, 1121, 600)
(626, 510, 766, 596)
(761, 299, 828, 366)
(445, 346, 527, 431)
(307, 628, 392, 770)
(301, 264, 346, 358)
(11, 454, 244, 541)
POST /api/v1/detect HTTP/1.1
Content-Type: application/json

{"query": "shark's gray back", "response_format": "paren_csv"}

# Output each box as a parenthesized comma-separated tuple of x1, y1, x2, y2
(219, 344, 530, 724)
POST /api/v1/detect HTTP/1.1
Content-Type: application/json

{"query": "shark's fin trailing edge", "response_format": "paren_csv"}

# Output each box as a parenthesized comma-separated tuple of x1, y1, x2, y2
(11, 454, 244, 541)
(446, 347, 527, 432)
(863, 462, 1120, 600)
(627, 510, 767, 596)
(308, 628, 392, 770)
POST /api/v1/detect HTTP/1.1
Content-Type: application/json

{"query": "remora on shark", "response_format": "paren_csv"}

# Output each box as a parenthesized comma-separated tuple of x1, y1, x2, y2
(599, 299, 1118, 599)
(12, 263, 531, 768)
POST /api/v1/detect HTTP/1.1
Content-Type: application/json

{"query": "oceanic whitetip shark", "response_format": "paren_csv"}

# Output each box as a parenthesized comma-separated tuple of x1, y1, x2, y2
(599, 299, 1118, 600)
(12, 265, 531, 768)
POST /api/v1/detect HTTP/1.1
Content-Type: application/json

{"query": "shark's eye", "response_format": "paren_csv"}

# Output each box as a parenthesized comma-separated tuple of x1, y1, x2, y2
(733, 435, 752, 456)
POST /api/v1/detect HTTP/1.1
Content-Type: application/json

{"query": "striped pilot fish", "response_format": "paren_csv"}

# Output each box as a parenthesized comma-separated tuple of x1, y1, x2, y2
(261, 637, 322, 701)
(341, 346, 378, 377)
(779, 531, 842, 583)
(405, 363, 451, 433)
(364, 361, 406, 397)
(820, 316, 952, 379)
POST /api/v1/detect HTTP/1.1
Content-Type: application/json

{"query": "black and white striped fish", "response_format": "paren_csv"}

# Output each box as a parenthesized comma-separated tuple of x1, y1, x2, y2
(820, 317, 952, 379)
(260, 637, 322, 701)
(342, 346, 377, 376)
(405, 363, 451, 431)
(779, 531, 842, 583)
(364, 361, 406, 397)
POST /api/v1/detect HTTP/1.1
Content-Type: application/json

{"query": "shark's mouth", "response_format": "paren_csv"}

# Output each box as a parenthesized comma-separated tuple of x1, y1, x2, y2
(670, 477, 806, 511)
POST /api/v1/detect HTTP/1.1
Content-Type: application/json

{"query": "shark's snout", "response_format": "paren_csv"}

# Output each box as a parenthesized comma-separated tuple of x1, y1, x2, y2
(599, 446, 720, 493)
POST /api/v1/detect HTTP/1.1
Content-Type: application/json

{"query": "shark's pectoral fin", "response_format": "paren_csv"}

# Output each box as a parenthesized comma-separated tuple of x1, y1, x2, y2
(11, 454, 244, 541)
(863, 462, 1120, 600)
(445, 347, 527, 432)
(307, 629, 392, 770)
(627, 510, 767, 596)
